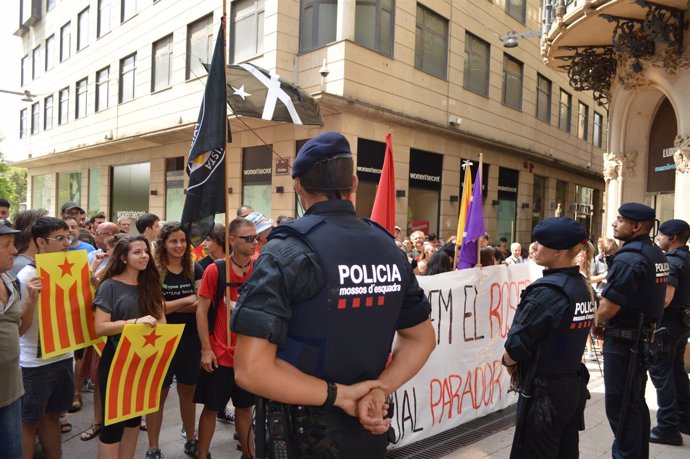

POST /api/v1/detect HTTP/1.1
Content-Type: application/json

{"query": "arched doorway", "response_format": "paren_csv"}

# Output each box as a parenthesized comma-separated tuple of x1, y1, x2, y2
(647, 97, 678, 223)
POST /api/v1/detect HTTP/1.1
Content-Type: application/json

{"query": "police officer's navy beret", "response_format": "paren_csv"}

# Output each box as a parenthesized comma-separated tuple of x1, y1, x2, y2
(292, 131, 353, 178)
(533, 217, 587, 250)
(659, 219, 690, 235)
(618, 202, 655, 221)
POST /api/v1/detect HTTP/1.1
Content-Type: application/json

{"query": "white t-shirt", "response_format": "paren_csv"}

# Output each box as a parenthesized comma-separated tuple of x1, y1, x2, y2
(17, 265, 73, 368)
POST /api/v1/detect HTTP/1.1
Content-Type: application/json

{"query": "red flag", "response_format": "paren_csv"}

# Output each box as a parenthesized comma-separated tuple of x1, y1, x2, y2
(370, 132, 396, 234)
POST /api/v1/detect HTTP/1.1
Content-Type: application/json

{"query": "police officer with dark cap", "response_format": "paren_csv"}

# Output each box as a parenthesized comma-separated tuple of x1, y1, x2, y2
(503, 217, 594, 458)
(231, 131, 435, 458)
(648, 218, 690, 445)
(595, 202, 669, 458)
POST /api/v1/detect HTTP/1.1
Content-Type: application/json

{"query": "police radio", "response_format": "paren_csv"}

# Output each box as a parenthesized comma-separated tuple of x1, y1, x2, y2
(255, 398, 300, 459)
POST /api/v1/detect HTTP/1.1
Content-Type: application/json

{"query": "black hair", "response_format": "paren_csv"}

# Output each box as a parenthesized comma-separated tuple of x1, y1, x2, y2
(426, 251, 453, 275)
(0, 198, 10, 208)
(31, 217, 69, 246)
(89, 213, 106, 224)
(207, 223, 226, 248)
(428, 233, 438, 242)
(13, 208, 48, 253)
(481, 247, 497, 266)
(135, 213, 160, 234)
(500, 237, 508, 243)
(155, 222, 193, 282)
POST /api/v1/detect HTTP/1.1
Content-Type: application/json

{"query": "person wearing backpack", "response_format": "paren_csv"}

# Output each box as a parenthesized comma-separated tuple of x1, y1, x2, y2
(194, 217, 257, 459)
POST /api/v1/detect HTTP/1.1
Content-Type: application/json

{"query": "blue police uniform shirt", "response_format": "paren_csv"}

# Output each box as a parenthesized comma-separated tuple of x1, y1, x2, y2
(505, 266, 593, 375)
(601, 235, 668, 326)
(231, 199, 430, 381)
(666, 246, 690, 309)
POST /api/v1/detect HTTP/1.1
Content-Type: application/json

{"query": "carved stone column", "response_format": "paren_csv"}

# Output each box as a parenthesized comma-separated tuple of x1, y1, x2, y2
(673, 135, 690, 222)
(602, 152, 623, 237)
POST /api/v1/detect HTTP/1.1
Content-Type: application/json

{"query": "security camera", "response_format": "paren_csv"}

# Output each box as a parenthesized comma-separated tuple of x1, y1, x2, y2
(319, 58, 329, 78)
(448, 115, 462, 127)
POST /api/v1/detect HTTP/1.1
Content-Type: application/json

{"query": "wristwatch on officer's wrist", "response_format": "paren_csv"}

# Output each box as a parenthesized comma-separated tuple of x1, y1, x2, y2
(321, 381, 337, 409)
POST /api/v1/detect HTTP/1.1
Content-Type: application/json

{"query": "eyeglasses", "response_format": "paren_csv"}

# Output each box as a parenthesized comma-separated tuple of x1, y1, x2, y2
(236, 235, 259, 243)
(44, 235, 73, 243)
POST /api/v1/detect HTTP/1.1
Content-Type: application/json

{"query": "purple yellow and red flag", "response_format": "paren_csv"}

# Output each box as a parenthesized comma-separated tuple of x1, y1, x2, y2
(104, 324, 184, 425)
(36, 251, 101, 359)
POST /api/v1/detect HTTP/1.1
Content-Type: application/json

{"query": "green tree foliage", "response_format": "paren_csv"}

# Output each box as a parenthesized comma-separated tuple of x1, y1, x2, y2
(0, 150, 28, 213)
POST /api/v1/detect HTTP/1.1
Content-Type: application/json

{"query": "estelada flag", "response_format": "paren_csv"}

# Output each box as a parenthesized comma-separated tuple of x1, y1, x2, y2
(105, 324, 184, 425)
(36, 251, 100, 359)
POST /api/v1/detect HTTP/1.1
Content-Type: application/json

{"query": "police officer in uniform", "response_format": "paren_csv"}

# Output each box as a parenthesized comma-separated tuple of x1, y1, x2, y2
(596, 203, 668, 458)
(231, 131, 436, 458)
(503, 217, 594, 458)
(648, 219, 690, 445)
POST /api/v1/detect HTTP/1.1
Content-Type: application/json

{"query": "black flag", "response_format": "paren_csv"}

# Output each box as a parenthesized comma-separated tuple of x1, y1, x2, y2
(181, 24, 227, 247)
(224, 63, 324, 126)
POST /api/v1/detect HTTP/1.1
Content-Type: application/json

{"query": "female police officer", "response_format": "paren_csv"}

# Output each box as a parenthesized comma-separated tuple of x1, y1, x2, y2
(503, 217, 594, 459)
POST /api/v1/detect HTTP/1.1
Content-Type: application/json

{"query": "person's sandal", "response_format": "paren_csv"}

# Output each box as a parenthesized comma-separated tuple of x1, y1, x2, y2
(140, 418, 148, 431)
(60, 415, 72, 433)
(68, 395, 82, 413)
(80, 424, 101, 441)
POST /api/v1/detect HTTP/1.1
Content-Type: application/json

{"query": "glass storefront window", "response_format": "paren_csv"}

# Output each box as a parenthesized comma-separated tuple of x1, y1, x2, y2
(355, 138, 386, 219)
(555, 180, 566, 217)
(165, 157, 185, 222)
(497, 167, 518, 243)
(88, 168, 101, 214)
(408, 149, 442, 235)
(57, 172, 81, 206)
(110, 162, 150, 223)
(242, 145, 272, 217)
(32, 174, 54, 213)
(575, 185, 593, 236)
(532, 175, 546, 232)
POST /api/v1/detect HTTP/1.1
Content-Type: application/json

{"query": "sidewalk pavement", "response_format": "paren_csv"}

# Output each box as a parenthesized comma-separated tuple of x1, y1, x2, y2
(443, 358, 690, 459)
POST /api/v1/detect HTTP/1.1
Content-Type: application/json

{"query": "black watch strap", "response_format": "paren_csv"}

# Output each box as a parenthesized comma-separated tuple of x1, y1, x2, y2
(321, 382, 337, 409)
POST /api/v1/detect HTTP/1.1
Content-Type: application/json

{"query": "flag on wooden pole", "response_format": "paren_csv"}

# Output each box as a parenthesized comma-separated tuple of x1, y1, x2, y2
(454, 161, 473, 267)
(104, 324, 184, 425)
(458, 157, 486, 269)
(36, 251, 101, 358)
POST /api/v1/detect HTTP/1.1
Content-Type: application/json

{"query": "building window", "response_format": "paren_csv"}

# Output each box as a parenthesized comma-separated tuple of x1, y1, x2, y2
(121, 0, 136, 23)
(119, 53, 136, 103)
(299, 0, 337, 52)
(58, 172, 82, 206)
(88, 168, 101, 214)
(32, 175, 54, 212)
(559, 89, 571, 132)
(502, 54, 523, 110)
(242, 146, 273, 217)
(76, 78, 88, 119)
(165, 158, 185, 220)
(110, 162, 150, 222)
(45, 35, 55, 71)
(60, 22, 71, 62)
(31, 102, 39, 135)
(231, 0, 265, 63)
(355, 0, 394, 57)
(44, 95, 53, 130)
(98, 0, 111, 37)
(32, 46, 41, 80)
(593, 112, 603, 148)
(463, 32, 490, 96)
(152, 35, 173, 92)
(96, 67, 109, 112)
(78, 7, 90, 51)
(47, 0, 55, 12)
(536, 73, 551, 123)
(186, 15, 213, 80)
(415, 4, 448, 79)
(577, 102, 589, 140)
(58, 87, 69, 125)
(506, 0, 526, 23)
(19, 109, 27, 139)
(21, 55, 28, 87)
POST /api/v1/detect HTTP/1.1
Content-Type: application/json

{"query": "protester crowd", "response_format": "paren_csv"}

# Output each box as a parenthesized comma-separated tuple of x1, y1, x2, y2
(0, 190, 688, 459)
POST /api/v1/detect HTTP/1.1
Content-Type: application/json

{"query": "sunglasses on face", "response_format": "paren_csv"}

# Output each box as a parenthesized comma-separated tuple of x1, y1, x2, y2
(236, 235, 259, 243)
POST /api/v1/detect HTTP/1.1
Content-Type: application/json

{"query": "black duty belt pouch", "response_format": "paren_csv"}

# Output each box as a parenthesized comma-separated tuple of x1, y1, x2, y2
(526, 378, 557, 434)
(682, 307, 690, 327)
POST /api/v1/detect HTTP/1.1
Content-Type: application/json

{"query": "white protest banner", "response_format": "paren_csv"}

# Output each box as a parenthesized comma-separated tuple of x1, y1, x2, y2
(388, 263, 542, 448)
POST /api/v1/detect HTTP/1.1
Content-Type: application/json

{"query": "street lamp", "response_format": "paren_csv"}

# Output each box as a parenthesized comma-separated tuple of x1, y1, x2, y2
(0, 89, 36, 102)
(499, 30, 542, 48)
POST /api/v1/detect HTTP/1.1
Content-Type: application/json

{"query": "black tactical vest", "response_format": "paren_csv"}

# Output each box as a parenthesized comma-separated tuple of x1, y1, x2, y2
(524, 269, 594, 376)
(269, 215, 408, 385)
(608, 239, 668, 327)
(666, 246, 690, 310)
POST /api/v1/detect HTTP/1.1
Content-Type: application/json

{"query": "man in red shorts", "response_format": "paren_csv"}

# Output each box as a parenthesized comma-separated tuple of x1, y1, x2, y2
(195, 217, 257, 459)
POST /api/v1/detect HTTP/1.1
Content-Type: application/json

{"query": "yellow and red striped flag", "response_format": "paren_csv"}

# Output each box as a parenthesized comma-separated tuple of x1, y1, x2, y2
(36, 251, 101, 359)
(104, 324, 184, 425)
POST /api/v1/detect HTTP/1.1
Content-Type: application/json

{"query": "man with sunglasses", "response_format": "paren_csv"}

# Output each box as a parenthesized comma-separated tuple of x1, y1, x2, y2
(195, 217, 258, 459)
(232, 132, 435, 457)
(17, 217, 74, 459)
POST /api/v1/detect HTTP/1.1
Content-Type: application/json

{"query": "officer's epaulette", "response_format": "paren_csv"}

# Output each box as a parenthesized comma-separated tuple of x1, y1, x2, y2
(361, 218, 395, 240)
(268, 215, 326, 241)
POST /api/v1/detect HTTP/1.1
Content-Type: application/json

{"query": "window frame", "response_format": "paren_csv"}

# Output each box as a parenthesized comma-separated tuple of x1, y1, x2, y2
(19, 109, 27, 139)
(354, 0, 395, 57)
(58, 87, 70, 125)
(45, 34, 56, 71)
(21, 55, 29, 87)
(506, 0, 526, 24)
(96, 66, 110, 112)
(559, 89, 572, 133)
(593, 112, 603, 148)
(119, 53, 136, 103)
(60, 22, 71, 62)
(186, 15, 213, 80)
(414, 3, 449, 80)
(502, 53, 523, 110)
(32, 45, 41, 80)
(299, 0, 338, 53)
(577, 101, 589, 140)
(76, 77, 88, 119)
(31, 101, 39, 135)
(77, 7, 90, 52)
(121, 0, 136, 23)
(463, 32, 490, 96)
(230, 0, 265, 63)
(536, 73, 552, 123)
(98, 0, 111, 38)
(152, 34, 173, 92)
(44, 95, 53, 130)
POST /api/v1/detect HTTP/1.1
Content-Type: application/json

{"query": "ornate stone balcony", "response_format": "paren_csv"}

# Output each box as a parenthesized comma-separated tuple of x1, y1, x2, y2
(541, 0, 689, 106)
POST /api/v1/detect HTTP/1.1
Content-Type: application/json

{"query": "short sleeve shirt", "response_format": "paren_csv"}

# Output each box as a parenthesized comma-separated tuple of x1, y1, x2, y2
(163, 263, 203, 336)
(198, 262, 253, 367)
(94, 278, 141, 349)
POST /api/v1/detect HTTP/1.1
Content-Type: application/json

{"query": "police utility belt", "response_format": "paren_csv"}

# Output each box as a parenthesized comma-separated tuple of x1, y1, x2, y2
(604, 324, 656, 342)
